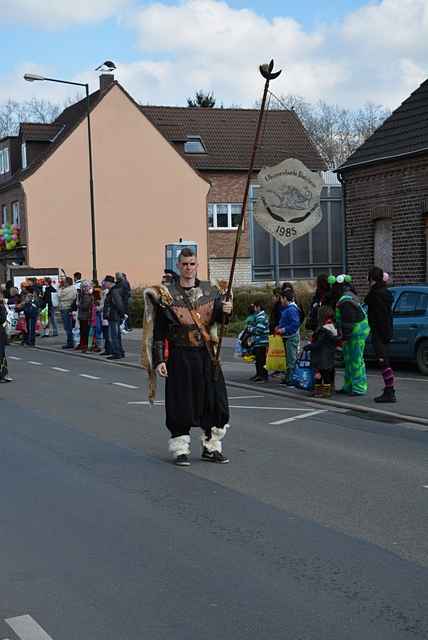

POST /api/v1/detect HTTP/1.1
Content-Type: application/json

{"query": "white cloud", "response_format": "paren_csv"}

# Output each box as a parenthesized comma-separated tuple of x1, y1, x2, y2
(1, 0, 130, 28)
(113, 0, 428, 110)
(2, 0, 427, 112)
(124, 0, 345, 106)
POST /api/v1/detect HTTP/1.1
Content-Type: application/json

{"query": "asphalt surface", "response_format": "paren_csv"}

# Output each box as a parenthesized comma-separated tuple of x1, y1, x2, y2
(1, 344, 428, 639)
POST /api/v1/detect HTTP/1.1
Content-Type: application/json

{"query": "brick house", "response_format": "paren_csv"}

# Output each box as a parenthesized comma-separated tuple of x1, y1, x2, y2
(337, 78, 428, 293)
(141, 106, 327, 284)
(0, 76, 209, 285)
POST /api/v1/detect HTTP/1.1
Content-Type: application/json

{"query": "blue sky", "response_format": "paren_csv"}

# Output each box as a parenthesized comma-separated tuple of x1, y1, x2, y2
(1, 0, 427, 110)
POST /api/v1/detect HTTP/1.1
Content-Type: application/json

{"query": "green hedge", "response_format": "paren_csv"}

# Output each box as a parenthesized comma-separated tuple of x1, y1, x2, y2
(128, 282, 315, 332)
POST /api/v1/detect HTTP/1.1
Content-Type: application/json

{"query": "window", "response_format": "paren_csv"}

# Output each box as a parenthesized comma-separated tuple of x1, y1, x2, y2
(394, 292, 428, 317)
(1, 205, 7, 225)
(250, 181, 344, 280)
(0, 148, 10, 175)
(12, 201, 20, 226)
(184, 136, 206, 154)
(21, 142, 27, 169)
(374, 219, 392, 274)
(208, 203, 242, 229)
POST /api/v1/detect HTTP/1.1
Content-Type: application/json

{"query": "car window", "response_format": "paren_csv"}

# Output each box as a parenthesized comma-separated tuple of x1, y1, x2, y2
(394, 292, 428, 316)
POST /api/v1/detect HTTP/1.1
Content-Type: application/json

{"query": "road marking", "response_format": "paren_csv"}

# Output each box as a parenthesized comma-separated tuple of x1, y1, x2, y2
(79, 374, 100, 380)
(228, 395, 265, 400)
(128, 400, 164, 405)
(229, 405, 311, 411)
(270, 409, 328, 425)
(52, 367, 70, 373)
(5, 614, 54, 639)
(28, 361, 42, 366)
(113, 382, 139, 389)
(423, 485, 428, 489)
(9, 356, 21, 360)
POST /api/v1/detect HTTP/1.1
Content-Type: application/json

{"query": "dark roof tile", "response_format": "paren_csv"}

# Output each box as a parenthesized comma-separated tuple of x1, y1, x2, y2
(140, 106, 326, 171)
(339, 78, 428, 171)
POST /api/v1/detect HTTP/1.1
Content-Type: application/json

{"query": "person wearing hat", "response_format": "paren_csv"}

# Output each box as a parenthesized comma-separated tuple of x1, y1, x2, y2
(332, 275, 370, 396)
(103, 275, 125, 359)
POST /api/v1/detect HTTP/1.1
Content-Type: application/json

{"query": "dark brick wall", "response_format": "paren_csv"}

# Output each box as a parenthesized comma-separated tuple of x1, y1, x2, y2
(341, 154, 428, 295)
(206, 171, 256, 259)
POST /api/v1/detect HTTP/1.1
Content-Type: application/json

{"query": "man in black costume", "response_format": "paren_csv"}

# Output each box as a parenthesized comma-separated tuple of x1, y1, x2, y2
(142, 248, 232, 466)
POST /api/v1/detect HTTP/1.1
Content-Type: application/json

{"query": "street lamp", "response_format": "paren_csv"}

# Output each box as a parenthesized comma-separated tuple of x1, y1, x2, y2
(24, 72, 99, 282)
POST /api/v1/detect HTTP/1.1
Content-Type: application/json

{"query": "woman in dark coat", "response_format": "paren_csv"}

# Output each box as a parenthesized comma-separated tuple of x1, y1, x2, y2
(364, 266, 396, 403)
(0, 293, 12, 382)
(306, 274, 331, 332)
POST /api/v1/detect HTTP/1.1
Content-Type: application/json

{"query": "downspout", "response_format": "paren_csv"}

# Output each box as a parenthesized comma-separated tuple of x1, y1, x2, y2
(337, 171, 347, 273)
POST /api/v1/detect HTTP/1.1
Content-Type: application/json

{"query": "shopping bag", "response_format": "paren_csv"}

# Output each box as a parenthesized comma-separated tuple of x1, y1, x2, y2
(266, 335, 286, 372)
(88, 326, 95, 349)
(234, 337, 243, 358)
(291, 350, 315, 390)
(39, 305, 49, 328)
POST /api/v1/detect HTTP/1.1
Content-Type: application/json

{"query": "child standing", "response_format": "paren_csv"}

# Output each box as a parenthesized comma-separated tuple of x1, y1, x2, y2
(303, 306, 338, 397)
(276, 290, 300, 385)
(246, 301, 270, 382)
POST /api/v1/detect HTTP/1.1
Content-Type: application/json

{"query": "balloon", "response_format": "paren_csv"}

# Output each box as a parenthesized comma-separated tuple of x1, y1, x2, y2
(336, 275, 345, 284)
(327, 275, 336, 285)
(6, 240, 14, 250)
(12, 235, 17, 241)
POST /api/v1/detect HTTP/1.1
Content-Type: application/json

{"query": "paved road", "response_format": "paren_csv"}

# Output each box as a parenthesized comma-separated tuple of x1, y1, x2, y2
(1, 345, 428, 639)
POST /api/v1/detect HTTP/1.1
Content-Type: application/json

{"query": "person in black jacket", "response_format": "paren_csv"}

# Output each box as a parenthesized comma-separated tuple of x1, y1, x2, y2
(306, 274, 331, 332)
(103, 275, 125, 359)
(365, 266, 396, 403)
(304, 305, 338, 397)
(0, 293, 12, 382)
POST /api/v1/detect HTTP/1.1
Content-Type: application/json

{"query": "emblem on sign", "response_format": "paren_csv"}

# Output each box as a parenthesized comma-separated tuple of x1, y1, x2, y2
(254, 158, 323, 246)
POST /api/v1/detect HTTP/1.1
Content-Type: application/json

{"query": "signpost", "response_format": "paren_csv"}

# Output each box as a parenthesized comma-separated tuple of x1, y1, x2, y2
(254, 157, 323, 247)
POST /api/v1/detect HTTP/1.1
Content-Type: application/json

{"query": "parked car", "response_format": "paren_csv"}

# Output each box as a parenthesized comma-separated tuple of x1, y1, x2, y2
(365, 285, 428, 375)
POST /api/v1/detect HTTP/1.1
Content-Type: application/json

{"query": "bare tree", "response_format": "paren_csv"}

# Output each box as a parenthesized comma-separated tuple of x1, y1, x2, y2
(0, 94, 82, 138)
(258, 93, 391, 169)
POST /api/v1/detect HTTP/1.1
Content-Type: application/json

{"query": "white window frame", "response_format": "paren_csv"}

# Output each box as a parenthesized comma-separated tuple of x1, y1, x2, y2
(12, 201, 20, 226)
(1, 204, 7, 225)
(21, 142, 27, 169)
(208, 203, 243, 230)
(0, 148, 10, 175)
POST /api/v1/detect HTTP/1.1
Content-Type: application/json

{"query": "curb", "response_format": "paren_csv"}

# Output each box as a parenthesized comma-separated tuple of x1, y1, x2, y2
(32, 344, 428, 427)
(225, 381, 428, 427)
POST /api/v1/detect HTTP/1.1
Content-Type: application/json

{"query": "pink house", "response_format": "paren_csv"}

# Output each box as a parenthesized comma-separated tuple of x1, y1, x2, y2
(0, 75, 210, 286)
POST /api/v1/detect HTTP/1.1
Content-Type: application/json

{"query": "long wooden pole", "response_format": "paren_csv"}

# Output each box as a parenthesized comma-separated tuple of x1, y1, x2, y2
(215, 60, 282, 364)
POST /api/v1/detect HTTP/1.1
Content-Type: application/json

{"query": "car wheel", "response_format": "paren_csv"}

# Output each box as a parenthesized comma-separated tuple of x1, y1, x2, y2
(416, 339, 428, 375)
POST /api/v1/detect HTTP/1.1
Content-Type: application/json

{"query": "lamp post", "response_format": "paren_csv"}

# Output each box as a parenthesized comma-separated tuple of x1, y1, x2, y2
(24, 73, 98, 281)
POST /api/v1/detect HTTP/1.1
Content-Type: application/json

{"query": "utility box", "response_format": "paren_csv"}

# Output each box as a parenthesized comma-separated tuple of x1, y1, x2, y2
(165, 241, 198, 275)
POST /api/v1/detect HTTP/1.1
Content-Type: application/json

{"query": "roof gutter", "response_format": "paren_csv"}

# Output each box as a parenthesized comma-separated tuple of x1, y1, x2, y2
(336, 145, 428, 174)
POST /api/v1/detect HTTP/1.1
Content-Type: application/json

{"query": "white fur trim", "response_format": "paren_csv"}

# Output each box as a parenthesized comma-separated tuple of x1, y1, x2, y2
(201, 425, 229, 453)
(169, 435, 191, 458)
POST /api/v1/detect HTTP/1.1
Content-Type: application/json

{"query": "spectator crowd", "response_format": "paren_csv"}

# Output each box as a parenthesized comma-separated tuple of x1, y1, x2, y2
(0, 272, 132, 372)
(240, 266, 396, 404)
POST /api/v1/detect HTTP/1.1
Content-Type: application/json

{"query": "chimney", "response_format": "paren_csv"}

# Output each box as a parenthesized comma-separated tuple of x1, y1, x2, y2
(99, 73, 115, 91)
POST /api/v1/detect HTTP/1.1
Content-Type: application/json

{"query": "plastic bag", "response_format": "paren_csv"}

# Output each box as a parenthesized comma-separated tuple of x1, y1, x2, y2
(234, 337, 243, 358)
(291, 350, 315, 390)
(39, 306, 49, 328)
(266, 335, 286, 372)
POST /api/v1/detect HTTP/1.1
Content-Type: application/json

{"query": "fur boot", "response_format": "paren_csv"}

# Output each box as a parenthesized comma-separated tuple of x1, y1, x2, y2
(201, 425, 229, 453)
(168, 435, 191, 458)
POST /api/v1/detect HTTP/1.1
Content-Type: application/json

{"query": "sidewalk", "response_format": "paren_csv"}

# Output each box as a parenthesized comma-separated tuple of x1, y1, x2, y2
(25, 329, 428, 426)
